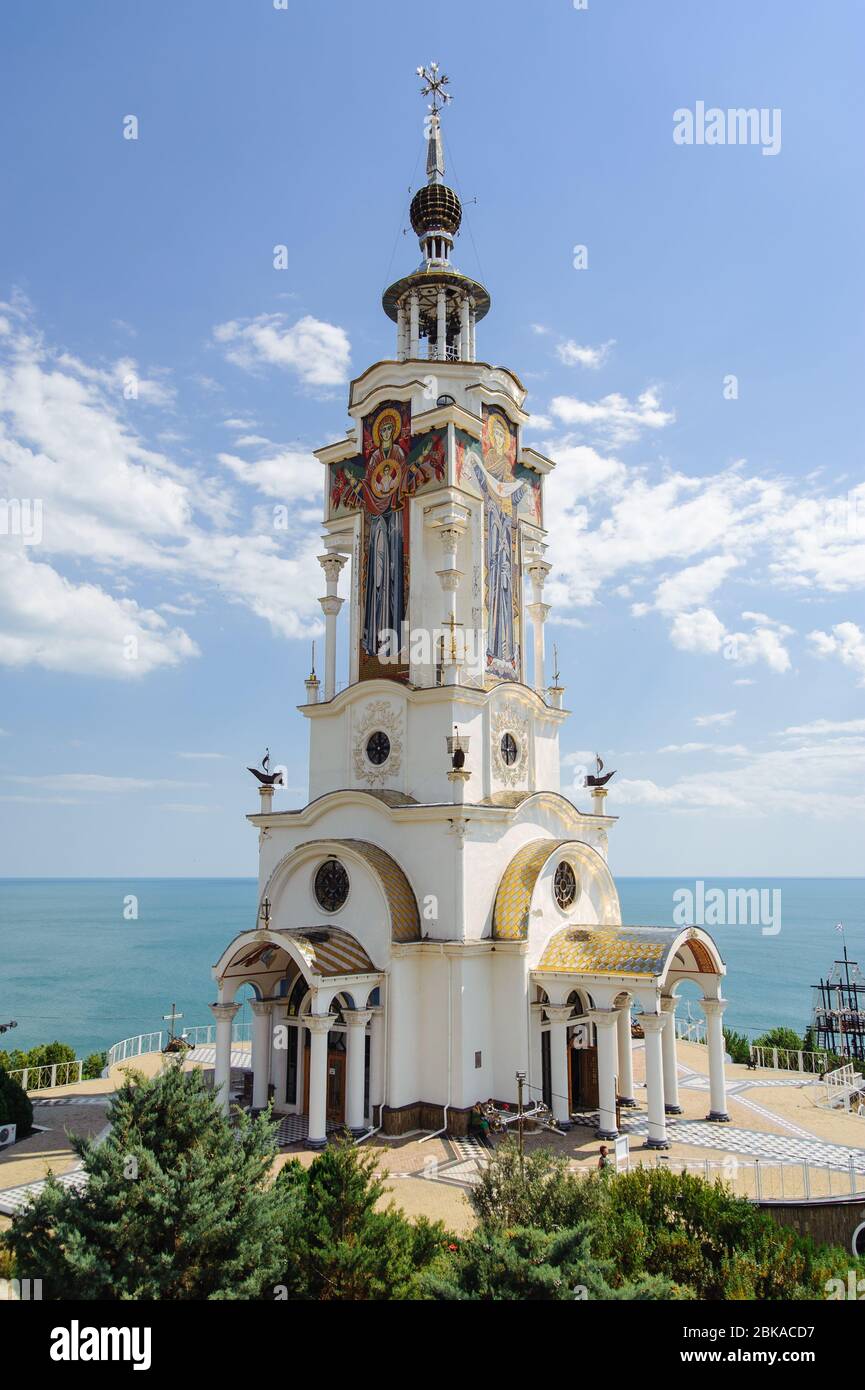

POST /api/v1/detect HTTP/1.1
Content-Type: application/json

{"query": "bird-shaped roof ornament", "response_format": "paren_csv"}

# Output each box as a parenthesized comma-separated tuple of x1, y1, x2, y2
(585, 753, 616, 788)
(247, 747, 284, 787)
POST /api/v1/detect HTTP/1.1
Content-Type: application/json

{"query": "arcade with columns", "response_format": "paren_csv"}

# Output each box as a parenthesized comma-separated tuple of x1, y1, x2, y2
(208, 65, 731, 1149)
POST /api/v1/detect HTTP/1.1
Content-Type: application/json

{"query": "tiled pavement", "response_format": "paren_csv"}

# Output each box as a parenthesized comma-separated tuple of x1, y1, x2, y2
(31, 1096, 110, 1108)
(0, 1167, 87, 1216)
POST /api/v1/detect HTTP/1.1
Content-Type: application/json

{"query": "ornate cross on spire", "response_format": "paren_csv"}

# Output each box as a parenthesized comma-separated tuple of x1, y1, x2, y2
(416, 61, 451, 115)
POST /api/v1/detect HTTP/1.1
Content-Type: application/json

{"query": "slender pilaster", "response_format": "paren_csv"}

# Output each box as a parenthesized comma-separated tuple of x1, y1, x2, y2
(616, 1001, 636, 1106)
(460, 296, 470, 361)
(591, 1010, 619, 1139)
(701, 998, 730, 1122)
(369, 1006, 385, 1120)
(526, 559, 551, 694)
(546, 1006, 573, 1129)
(468, 302, 476, 361)
(641, 1013, 670, 1149)
(306, 1014, 331, 1148)
(250, 1000, 272, 1111)
(210, 1001, 239, 1116)
(271, 1003, 289, 1108)
(660, 997, 683, 1114)
(317, 552, 347, 700)
(345, 1010, 372, 1134)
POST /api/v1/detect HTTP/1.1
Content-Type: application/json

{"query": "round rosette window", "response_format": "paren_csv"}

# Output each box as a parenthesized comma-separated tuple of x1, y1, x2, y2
(500, 732, 518, 766)
(365, 731, 391, 766)
(553, 860, 578, 911)
(314, 858, 350, 913)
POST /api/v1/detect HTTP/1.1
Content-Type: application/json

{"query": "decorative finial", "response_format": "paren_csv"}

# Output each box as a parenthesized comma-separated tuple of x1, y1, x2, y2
(585, 755, 616, 788)
(417, 62, 450, 185)
(552, 643, 560, 686)
(417, 61, 451, 116)
(309, 640, 316, 680)
(247, 749, 284, 787)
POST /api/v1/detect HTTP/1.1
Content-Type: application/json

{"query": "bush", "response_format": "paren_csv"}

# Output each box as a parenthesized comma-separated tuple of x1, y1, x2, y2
(0, 1068, 33, 1134)
(753, 1026, 805, 1054)
(275, 1137, 447, 1300)
(469, 1140, 864, 1300)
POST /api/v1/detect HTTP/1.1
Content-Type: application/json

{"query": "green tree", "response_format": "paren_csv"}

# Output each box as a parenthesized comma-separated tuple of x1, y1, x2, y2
(83, 1052, 107, 1080)
(753, 1026, 804, 1054)
(7, 1063, 291, 1300)
(275, 1137, 446, 1300)
(0, 1067, 33, 1134)
(424, 1224, 675, 1301)
(723, 1027, 752, 1065)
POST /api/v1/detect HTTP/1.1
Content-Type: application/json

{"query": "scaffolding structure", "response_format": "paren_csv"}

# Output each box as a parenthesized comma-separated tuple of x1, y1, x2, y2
(811, 945, 865, 1064)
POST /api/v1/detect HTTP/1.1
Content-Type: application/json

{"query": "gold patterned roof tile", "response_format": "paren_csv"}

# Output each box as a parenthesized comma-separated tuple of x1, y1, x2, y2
(536, 926, 681, 978)
(493, 838, 574, 940)
(278, 928, 376, 977)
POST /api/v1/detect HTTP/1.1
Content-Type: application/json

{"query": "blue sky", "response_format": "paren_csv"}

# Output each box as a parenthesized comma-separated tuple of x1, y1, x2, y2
(0, 0, 863, 876)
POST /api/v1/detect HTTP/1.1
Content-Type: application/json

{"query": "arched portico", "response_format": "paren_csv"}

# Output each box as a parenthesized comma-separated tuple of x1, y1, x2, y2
(531, 924, 728, 1148)
(211, 926, 384, 1145)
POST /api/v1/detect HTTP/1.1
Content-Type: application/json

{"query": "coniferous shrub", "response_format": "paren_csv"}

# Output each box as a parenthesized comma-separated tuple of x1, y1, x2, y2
(0, 1067, 33, 1134)
(7, 1063, 291, 1299)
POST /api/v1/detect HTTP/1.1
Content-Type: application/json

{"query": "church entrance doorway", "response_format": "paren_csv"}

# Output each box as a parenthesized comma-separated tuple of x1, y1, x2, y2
(569, 1043, 599, 1111)
(302, 1032, 346, 1125)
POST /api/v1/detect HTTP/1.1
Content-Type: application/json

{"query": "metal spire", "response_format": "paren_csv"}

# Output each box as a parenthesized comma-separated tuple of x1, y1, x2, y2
(417, 62, 450, 185)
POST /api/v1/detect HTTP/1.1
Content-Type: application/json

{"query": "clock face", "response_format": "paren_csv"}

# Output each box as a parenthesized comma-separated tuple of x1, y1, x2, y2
(314, 859, 350, 913)
(366, 731, 391, 766)
(554, 861, 578, 910)
(500, 732, 518, 767)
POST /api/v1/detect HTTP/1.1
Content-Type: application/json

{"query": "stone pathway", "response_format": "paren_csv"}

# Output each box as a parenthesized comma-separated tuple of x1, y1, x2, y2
(0, 1167, 87, 1216)
(32, 1096, 110, 1108)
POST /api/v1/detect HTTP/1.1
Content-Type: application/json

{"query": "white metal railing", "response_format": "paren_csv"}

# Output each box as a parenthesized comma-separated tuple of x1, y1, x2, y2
(6, 1060, 84, 1093)
(819, 1061, 865, 1113)
(643, 1154, 865, 1201)
(749, 1045, 830, 1074)
(675, 1017, 707, 1045)
(105, 1020, 252, 1070)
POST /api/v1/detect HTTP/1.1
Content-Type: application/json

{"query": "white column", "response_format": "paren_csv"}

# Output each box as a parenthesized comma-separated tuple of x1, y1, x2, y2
(317, 552, 347, 700)
(526, 559, 551, 695)
(460, 296, 470, 361)
(616, 1002, 636, 1107)
(369, 1006, 385, 1122)
(592, 1010, 619, 1139)
(250, 1000, 273, 1111)
(546, 1006, 573, 1129)
(701, 998, 730, 1122)
(468, 302, 476, 361)
(641, 1013, 669, 1149)
(210, 1001, 239, 1116)
(436, 287, 447, 360)
(306, 1014, 331, 1148)
(660, 997, 683, 1114)
(433, 518, 467, 685)
(409, 290, 420, 357)
(345, 1009, 372, 1134)
(396, 301, 407, 360)
(271, 1003, 289, 1108)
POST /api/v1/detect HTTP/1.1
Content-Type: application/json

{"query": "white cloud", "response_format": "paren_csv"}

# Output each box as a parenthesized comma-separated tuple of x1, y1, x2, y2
(780, 717, 865, 737)
(555, 339, 615, 369)
(808, 622, 865, 685)
(670, 607, 727, 654)
(653, 556, 740, 615)
(548, 387, 674, 445)
(218, 447, 321, 501)
(694, 710, 736, 727)
(213, 313, 350, 388)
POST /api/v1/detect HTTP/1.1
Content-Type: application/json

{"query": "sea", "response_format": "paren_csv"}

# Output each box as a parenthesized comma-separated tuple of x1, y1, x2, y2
(0, 877, 863, 1058)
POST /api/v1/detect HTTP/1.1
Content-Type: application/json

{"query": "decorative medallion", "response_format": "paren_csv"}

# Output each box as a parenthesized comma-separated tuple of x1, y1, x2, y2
(491, 706, 529, 786)
(353, 700, 403, 786)
(314, 858, 350, 913)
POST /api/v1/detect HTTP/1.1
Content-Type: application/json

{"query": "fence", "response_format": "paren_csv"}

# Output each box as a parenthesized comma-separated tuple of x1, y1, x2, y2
(641, 1153, 865, 1202)
(749, 1045, 830, 1074)
(105, 1020, 252, 1070)
(5, 1060, 84, 1093)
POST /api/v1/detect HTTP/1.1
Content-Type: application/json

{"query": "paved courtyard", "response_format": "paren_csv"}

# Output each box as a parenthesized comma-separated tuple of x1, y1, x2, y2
(2, 1039, 863, 1232)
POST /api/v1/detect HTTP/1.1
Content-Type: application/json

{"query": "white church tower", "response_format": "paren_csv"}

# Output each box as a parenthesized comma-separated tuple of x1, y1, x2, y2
(211, 67, 730, 1149)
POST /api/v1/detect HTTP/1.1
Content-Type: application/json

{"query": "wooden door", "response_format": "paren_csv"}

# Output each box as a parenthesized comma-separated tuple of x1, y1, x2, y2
(578, 1047, 599, 1108)
(302, 1038, 346, 1123)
